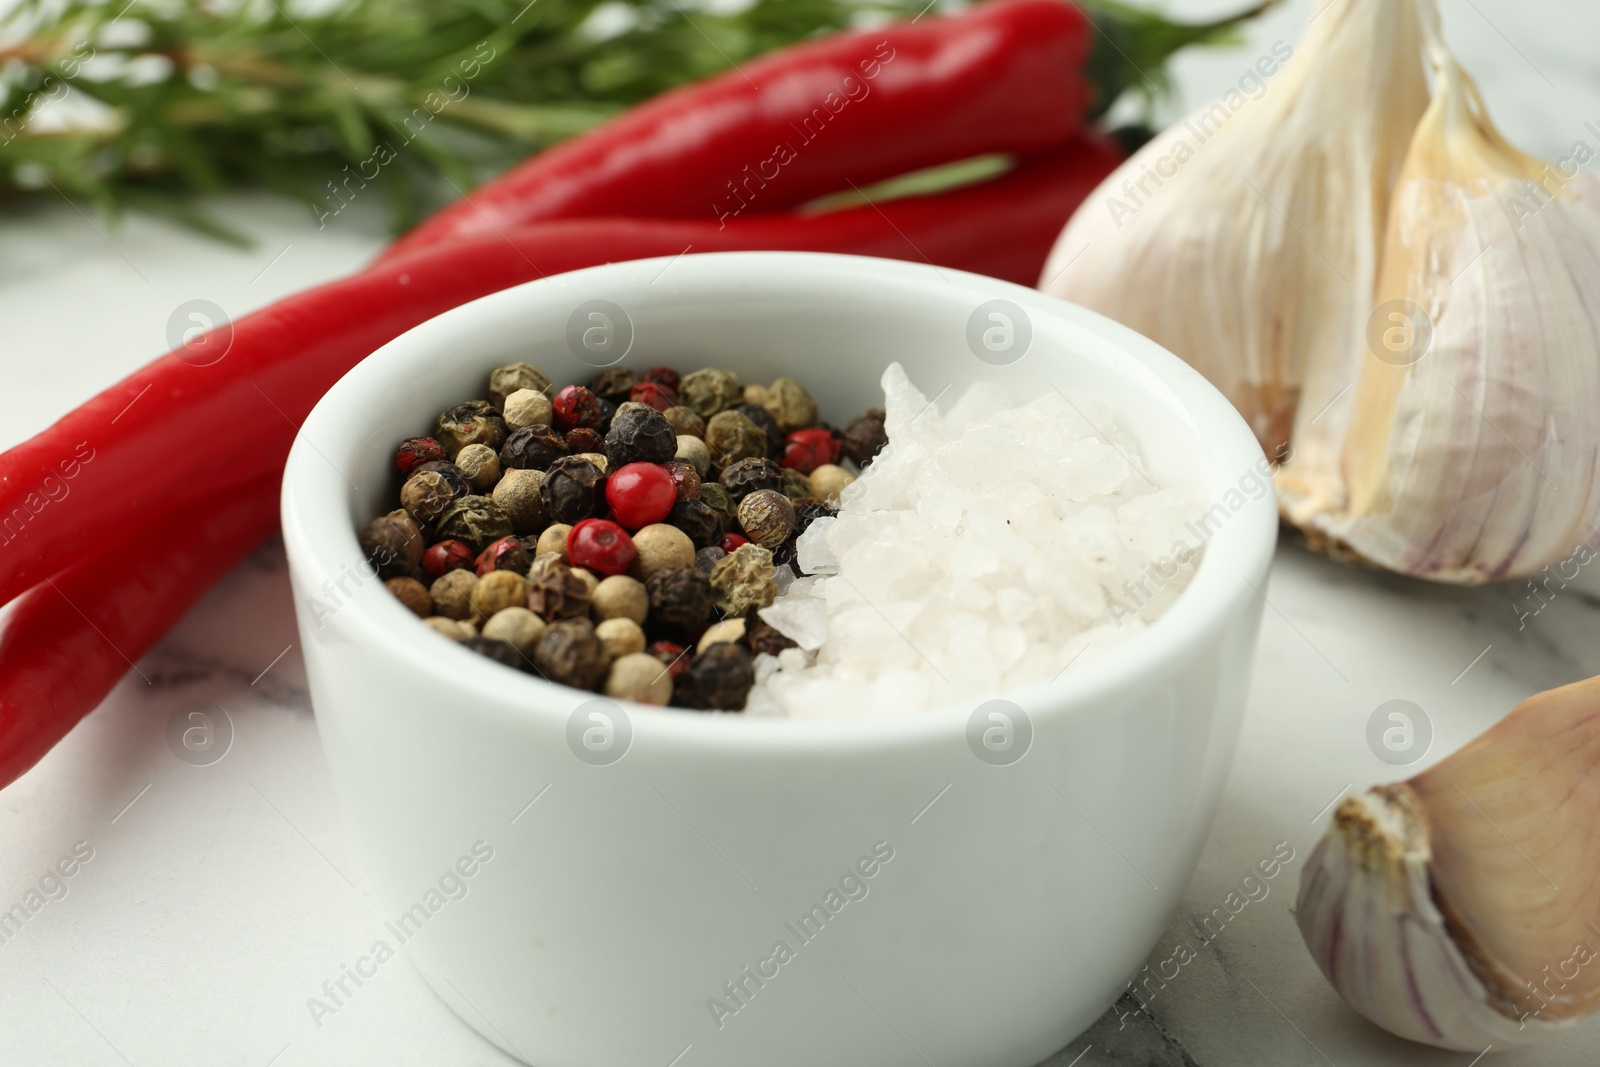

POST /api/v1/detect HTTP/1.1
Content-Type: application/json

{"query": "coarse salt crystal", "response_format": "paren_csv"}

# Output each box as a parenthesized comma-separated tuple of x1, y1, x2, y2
(747, 363, 1201, 717)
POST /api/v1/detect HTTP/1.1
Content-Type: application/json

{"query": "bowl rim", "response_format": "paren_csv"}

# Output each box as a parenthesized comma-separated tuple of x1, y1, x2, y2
(281, 251, 1277, 749)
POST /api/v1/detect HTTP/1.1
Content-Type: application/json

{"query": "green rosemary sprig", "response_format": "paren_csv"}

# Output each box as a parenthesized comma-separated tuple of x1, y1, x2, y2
(0, 0, 921, 239)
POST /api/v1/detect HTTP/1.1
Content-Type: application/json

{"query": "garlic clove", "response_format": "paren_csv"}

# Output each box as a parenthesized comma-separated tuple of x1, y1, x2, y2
(1296, 675, 1600, 1049)
(1040, 0, 1429, 461)
(1282, 5, 1600, 582)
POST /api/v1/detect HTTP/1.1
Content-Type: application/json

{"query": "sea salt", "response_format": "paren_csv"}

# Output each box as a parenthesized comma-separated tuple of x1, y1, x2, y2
(747, 363, 1203, 718)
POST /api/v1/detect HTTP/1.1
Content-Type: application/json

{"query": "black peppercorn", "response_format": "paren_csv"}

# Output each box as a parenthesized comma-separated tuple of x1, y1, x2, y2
(360, 512, 425, 578)
(540, 455, 606, 526)
(744, 618, 798, 658)
(686, 643, 754, 711)
(735, 403, 785, 458)
(667, 497, 724, 549)
(597, 397, 617, 432)
(527, 559, 592, 620)
(694, 546, 726, 578)
(588, 367, 638, 403)
(793, 499, 839, 537)
(463, 636, 529, 673)
(436, 400, 507, 455)
(842, 409, 888, 467)
(719, 457, 785, 501)
(434, 495, 514, 553)
(501, 423, 568, 471)
(533, 618, 610, 690)
(770, 538, 799, 574)
(645, 566, 714, 638)
(605, 404, 677, 468)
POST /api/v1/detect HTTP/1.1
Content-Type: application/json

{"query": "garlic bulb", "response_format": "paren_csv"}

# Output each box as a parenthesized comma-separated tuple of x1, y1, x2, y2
(1296, 675, 1600, 1049)
(1040, 0, 1429, 460)
(1281, 10, 1600, 581)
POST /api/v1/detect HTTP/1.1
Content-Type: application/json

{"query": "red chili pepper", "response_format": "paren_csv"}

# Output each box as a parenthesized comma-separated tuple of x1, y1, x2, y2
(382, 0, 1262, 262)
(0, 479, 278, 791)
(384, 0, 1094, 260)
(0, 137, 1121, 611)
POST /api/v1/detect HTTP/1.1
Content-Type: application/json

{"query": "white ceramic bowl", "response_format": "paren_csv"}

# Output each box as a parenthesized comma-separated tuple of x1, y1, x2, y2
(281, 252, 1275, 1067)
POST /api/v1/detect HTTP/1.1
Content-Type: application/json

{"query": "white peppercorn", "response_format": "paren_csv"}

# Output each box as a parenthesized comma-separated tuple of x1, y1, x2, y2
(808, 463, 855, 503)
(591, 575, 648, 624)
(492, 468, 547, 534)
(596, 617, 646, 659)
(430, 570, 479, 621)
(536, 523, 571, 560)
(503, 388, 554, 431)
(482, 607, 545, 657)
(675, 435, 711, 477)
(697, 617, 747, 653)
(455, 443, 501, 491)
(472, 570, 529, 620)
(603, 652, 672, 705)
(629, 523, 695, 581)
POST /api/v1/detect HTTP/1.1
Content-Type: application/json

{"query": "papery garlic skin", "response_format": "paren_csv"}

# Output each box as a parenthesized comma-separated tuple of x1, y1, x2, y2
(1297, 789, 1566, 1050)
(1284, 39, 1600, 582)
(1041, 0, 1429, 461)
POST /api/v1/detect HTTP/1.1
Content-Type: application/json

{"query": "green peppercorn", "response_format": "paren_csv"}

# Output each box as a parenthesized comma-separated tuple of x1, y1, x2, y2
(645, 566, 714, 637)
(490, 362, 553, 408)
(491, 468, 547, 534)
(668, 497, 724, 550)
(842, 408, 887, 467)
(434, 495, 514, 553)
(761, 377, 818, 432)
(527, 559, 592, 621)
(719, 457, 785, 501)
(709, 544, 777, 616)
(697, 482, 738, 529)
(781, 467, 811, 501)
(605, 405, 676, 468)
(679, 368, 743, 418)
(704, 410, 767, 470)
(436, 400, 507, 455)
(454, 443, 500, 491)
(540, 455, 606, 526)
(501, 424, 567, 471)
(686, 642, 755, 711)
(661, 405, 706, 439)
(534, 618, 610, 690)
(360, 511, 425, 578)
(737, 489, 795, 548)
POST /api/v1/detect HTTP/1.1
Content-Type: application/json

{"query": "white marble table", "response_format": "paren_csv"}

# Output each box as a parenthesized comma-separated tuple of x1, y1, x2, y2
(3, 2, 1597, 1064)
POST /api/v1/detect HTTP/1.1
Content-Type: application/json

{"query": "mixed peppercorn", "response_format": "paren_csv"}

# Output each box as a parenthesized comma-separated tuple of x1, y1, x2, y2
(362, 362, 888, 711)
